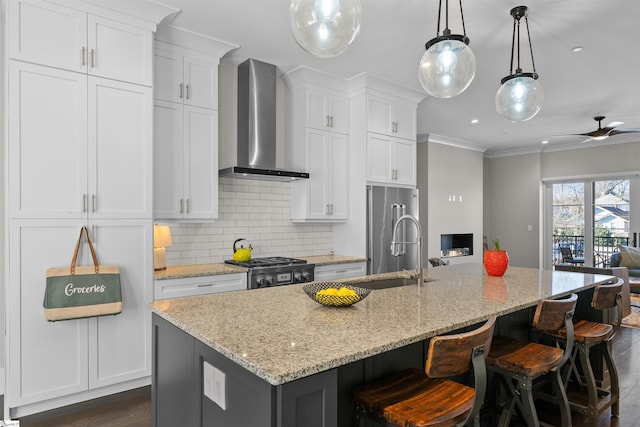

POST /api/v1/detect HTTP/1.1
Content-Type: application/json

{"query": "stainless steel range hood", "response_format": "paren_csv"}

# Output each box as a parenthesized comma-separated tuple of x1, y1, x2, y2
(219, 58, 309, 181)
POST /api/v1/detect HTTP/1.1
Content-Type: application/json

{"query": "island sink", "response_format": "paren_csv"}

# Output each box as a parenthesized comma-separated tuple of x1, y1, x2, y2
(358, 277, 418, 290)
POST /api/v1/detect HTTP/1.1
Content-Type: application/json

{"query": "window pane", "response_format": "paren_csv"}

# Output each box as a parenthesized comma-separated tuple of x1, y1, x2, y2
(553, 183, 584, 264)
(593, 179, 630, 267)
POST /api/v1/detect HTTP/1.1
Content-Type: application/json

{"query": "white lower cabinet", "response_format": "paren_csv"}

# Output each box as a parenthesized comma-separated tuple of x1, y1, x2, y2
(154, 273, 247, 300)
(7, 220, 152, 417)
(314, 262, 366, 281)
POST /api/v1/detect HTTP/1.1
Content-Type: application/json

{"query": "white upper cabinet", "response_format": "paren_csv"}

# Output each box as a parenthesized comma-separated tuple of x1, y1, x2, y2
(367, 133, 416, 187)
(154, 100, 218, 220)
(367, 94, 417, 141)
(291, 129, 349, 221)
(286, 66, 350, 222)
(8, 0, 153, 86)
(305, 88, 349, 134)
(154, 44, 219, 109)
(8, 61, 152, 219)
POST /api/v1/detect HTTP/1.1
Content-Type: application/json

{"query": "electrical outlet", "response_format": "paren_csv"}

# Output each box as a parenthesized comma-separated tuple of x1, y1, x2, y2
(203, 361, 227, 410)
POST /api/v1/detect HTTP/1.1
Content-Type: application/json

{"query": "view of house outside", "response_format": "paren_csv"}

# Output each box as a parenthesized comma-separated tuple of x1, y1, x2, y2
(553, 179, 630, 266)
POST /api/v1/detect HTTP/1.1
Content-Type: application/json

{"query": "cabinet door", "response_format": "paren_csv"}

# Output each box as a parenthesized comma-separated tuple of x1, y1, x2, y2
(366, 133, 393, 184)
(88, 221, 153, 388)
(7, 221, 90, 407)
(8, 62, 88, 219)
(87, 15, 153, 86)
(88, 77, 152, 219)
(367, 95, 394, 136)
(393, 138, 417, 186)
(394, 104, 417, 140)
(183, 56, 219, 109)
(330, 133, 349, 219)
(154, 101, 185, 219)
(154, 49, 183, 103)
(306, 89, 330, 131)
(8, 0, 88, 73)
(328, 95, 349, 134)
(185, 105, 219, 219)
(306, 129, 330, 218)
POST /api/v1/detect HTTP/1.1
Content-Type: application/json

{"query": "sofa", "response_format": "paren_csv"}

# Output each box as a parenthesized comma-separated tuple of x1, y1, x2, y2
(610, 246, 640, 278)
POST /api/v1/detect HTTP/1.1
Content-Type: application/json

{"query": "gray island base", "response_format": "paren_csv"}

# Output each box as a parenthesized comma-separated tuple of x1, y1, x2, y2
(149, 263, 615, 427)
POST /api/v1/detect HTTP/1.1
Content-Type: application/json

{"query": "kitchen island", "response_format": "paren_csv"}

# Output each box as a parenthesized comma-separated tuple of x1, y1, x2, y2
(149, 263, 615, 427)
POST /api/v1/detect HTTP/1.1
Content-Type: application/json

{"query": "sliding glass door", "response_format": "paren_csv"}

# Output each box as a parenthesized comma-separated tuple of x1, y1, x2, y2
(545, 175, 640, 268)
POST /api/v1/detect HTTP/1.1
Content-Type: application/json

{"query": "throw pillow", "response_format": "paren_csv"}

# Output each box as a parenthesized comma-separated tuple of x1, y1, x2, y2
(617, 245, 640, 268)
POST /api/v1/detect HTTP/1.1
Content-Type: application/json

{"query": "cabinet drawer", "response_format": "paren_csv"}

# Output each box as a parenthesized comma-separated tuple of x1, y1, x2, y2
(315, 262, 366, 281)
(154, 273, 247, 300)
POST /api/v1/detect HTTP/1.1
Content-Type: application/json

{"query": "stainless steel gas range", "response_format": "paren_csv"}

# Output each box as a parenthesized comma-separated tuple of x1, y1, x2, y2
(224, 257, 315, 289)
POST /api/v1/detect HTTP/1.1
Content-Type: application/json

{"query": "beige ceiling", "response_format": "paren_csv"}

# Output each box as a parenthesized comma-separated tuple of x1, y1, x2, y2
(154, 0, 640, 155)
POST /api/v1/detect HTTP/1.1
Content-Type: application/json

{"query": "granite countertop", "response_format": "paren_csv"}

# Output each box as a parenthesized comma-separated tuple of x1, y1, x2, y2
(300, 255, 367, 266)
(154, 263, 247, 280)
(149, 263, 615, 386)
(155, 255, 364, 280)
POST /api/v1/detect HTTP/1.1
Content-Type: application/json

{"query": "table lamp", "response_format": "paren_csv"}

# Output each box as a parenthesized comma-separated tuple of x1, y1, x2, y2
(154, 224, 173, 270)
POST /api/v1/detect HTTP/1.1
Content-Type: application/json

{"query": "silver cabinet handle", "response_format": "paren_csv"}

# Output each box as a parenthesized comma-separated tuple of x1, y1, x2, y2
(179, 83, 183, 98)
(330, 116, 334, 128)
(179, 198, 184, 213)
(185, 84, 190, 99)
(83, 194, 87, 213)
(325, 115, 330, 127)
(186, 198, 190, 214)
(197, 283, 214, 288)
(90, 49, 95, 68)
(82, 47, 86, 66)
(92, 194, 96, 212)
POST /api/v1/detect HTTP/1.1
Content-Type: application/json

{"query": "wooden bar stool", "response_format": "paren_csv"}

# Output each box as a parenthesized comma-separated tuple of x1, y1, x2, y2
(352, 316, 496, 427)
(543, 278, 623, 427)
(486, 293, 577, 427)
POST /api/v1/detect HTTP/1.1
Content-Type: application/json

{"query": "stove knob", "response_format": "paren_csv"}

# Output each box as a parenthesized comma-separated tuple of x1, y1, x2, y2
(302, 271, 312, 282)
(256, 278, 265, 288)
(265, 276, 274, 287)
(293, 272, 302, 283)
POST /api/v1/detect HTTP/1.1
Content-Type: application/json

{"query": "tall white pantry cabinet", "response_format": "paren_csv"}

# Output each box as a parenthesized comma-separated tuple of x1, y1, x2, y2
(4, 0, 173, 418)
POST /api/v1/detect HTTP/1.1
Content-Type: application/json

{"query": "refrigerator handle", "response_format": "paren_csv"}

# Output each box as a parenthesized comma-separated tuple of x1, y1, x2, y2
(392, 203, 407, 256)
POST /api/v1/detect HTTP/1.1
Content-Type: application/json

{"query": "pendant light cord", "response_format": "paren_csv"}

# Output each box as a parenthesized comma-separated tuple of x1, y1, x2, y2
(524, 15, 537, 73)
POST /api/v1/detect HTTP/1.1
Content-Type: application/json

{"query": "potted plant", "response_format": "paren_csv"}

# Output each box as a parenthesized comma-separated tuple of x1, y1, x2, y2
(484, 238, 509, 277)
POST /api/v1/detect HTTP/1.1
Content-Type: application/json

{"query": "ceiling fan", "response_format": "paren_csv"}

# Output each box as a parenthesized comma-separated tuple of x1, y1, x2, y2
(567, 116, 640, 142)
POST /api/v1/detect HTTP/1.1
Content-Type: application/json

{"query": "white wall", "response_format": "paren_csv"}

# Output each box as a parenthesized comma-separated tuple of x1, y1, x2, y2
(1, 5, 6, 389)
(483, 153, 542, 268)
(423, 141, 483, 264)
(484, 141, 640, 269)
(162, 177, 333, 265)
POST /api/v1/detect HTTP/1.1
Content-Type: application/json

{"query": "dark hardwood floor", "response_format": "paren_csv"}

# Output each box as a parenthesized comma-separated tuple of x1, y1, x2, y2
(8, 326, 640, 427)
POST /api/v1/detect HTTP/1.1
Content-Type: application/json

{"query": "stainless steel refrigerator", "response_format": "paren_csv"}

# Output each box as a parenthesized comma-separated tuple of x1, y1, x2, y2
(367, 185, 420, 275)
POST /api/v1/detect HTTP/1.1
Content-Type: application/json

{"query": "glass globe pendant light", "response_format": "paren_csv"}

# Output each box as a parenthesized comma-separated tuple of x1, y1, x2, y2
(418, 0, 476, 98)
(289, 0, 362, 58)
(495, 5, 543, 122)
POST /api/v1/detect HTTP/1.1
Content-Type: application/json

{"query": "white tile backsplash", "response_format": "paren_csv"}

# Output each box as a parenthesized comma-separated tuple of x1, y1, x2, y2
(162, 177, 333, 265)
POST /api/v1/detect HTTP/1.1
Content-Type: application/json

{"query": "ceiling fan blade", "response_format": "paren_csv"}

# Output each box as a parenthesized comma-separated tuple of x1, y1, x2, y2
(609, 129, 640, 136)
(606, 121, 624, 128)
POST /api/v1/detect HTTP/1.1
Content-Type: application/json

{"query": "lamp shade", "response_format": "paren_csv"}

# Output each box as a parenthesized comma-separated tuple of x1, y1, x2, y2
(154, 224, 173, 248)
(495, 75, 544, 122)
(419, 39, 476, 98)
(289, 0, 361, 58)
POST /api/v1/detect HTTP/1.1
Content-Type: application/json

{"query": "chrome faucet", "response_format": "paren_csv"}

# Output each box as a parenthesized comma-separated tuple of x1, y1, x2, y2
(390, 214, 424, 286)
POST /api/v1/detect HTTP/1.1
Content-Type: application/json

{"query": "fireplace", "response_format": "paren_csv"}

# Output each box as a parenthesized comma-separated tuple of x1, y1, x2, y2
(441, 233, 473, 257)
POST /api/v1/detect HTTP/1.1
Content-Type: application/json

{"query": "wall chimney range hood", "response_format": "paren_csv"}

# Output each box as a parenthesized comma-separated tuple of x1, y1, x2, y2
(219, 58, 309, 181)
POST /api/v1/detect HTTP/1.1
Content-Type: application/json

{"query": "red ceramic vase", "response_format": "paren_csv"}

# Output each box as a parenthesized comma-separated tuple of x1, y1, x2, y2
(484, 249, 509, 277)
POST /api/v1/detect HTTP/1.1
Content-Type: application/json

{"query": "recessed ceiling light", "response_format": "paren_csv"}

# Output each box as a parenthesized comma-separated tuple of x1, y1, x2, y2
(471, 119, 479, 124)
(572, 46, 583, 53)
(542, 140, 549, 144)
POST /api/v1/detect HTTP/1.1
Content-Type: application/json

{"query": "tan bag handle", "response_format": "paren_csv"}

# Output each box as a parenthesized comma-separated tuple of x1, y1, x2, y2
(70, 226, 100, 274)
